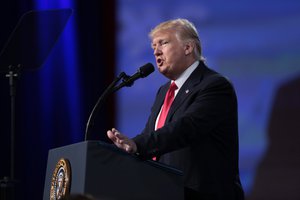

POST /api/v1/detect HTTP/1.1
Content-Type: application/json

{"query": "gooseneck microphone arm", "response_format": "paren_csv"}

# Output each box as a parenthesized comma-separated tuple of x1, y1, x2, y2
(84, 72, 126, 141)
(84, 63, 155, 141)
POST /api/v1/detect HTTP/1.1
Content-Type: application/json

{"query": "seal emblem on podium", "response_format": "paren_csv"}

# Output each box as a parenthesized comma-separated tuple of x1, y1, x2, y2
(50, 158, 71, 200)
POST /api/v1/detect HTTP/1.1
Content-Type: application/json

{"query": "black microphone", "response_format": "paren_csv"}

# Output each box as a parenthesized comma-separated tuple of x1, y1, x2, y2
(85, 63, 154, 140)
(123, 63, 154, 86)
(113, 63, 155, 91)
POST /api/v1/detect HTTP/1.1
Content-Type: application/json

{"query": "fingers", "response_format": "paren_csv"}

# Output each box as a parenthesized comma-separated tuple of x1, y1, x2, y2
(112, 128, 126, 140)
(107, 130, 117, 142)
(106, 128, 137, 154)
(107, 128, 126, 146)
(125, 146, 131, 152)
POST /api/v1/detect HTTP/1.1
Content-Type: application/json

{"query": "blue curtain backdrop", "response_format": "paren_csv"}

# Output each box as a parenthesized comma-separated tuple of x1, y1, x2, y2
(0, 1, 115, 199)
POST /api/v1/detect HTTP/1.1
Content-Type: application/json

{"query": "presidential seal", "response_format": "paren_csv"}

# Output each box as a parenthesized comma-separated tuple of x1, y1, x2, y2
(50, 158, 71, 200)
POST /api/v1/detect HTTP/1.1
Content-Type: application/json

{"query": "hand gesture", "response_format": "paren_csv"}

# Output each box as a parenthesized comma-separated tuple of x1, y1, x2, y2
(107, 128, 137, 154)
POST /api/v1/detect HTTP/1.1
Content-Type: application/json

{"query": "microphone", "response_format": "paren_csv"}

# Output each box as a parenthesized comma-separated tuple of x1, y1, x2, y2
(84, 63, 154, 140)
(112, 63, 154, 91)
(122, 63, 155, 87)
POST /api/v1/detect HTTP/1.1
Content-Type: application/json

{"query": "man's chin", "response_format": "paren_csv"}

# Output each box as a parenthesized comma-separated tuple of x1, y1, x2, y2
(158, 67, 167, 75)
(160, 70, 174, 79)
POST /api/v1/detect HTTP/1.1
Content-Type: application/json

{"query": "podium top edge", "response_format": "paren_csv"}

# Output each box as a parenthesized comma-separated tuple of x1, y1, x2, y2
(50, 141, 183, 176)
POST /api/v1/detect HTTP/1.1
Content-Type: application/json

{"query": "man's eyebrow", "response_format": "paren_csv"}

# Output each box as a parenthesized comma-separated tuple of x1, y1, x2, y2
(152, 39, 164, 45)
(151, 38, 167, 48)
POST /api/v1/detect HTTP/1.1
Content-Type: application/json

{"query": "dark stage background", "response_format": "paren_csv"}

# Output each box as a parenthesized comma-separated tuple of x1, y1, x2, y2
(1, 1, 300, 200)
(0, 1, 115, 199)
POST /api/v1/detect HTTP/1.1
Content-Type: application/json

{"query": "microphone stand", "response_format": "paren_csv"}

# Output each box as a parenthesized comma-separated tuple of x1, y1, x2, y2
(0, 9, 73, 200)
(0, 65, 21, 200)
(84, 62, 154, 140)
(84, 72, 130, 140)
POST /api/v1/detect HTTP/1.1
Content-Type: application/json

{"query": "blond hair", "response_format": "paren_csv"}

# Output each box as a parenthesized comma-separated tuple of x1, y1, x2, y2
(149, 18, 204, 61)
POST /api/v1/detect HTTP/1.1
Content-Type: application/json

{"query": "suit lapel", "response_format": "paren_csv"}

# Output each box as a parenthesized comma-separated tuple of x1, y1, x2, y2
(165, 63, 207, 123)
(150, 61, 209, 128)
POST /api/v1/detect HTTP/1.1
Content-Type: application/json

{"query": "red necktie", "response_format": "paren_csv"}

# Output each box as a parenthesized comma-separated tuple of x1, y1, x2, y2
(153, 82, 177, 161)
(156, 82, 178, 130)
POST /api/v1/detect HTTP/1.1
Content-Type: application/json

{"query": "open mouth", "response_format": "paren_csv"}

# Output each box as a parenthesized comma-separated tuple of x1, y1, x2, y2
(157, 58, 163, 66)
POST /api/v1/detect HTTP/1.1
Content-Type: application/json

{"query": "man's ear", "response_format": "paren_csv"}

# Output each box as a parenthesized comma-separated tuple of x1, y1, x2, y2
(184, 41, 194, 55)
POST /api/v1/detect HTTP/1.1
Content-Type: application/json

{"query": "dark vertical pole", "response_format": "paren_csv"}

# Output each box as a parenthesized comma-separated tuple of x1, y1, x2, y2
(0, 65, 20, 200)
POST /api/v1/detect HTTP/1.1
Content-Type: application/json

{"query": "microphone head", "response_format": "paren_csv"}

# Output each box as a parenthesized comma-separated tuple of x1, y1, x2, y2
(138, 63, 155, 78)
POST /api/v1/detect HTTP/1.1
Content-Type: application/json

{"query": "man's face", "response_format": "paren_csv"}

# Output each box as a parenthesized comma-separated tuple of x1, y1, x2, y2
(151, 30, 189, 80)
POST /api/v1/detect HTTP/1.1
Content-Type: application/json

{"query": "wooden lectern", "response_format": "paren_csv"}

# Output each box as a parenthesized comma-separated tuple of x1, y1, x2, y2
(43, 141, 183, 200)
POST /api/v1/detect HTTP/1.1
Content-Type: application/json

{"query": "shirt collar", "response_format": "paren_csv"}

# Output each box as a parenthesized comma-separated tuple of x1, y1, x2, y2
(173, 60, 199, 92)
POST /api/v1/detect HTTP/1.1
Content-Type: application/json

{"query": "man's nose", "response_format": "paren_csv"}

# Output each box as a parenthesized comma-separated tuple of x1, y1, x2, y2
(154, 47, 162, 56)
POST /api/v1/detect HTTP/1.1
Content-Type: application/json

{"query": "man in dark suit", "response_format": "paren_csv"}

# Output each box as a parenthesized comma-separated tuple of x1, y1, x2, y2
(107, 18, 244, 200)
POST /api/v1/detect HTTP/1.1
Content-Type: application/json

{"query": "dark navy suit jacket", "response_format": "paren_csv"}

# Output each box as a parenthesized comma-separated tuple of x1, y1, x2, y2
(133, 61, 244, 200)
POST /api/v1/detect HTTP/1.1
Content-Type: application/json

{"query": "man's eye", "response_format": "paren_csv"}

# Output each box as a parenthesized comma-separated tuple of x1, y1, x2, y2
(162, 41, 168, 45)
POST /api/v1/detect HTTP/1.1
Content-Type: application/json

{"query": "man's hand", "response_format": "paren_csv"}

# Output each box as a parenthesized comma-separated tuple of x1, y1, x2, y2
(107, 128, 137, 154)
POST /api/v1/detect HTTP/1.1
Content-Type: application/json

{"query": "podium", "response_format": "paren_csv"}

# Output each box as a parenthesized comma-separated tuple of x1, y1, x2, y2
(43, 141, 184, 200)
